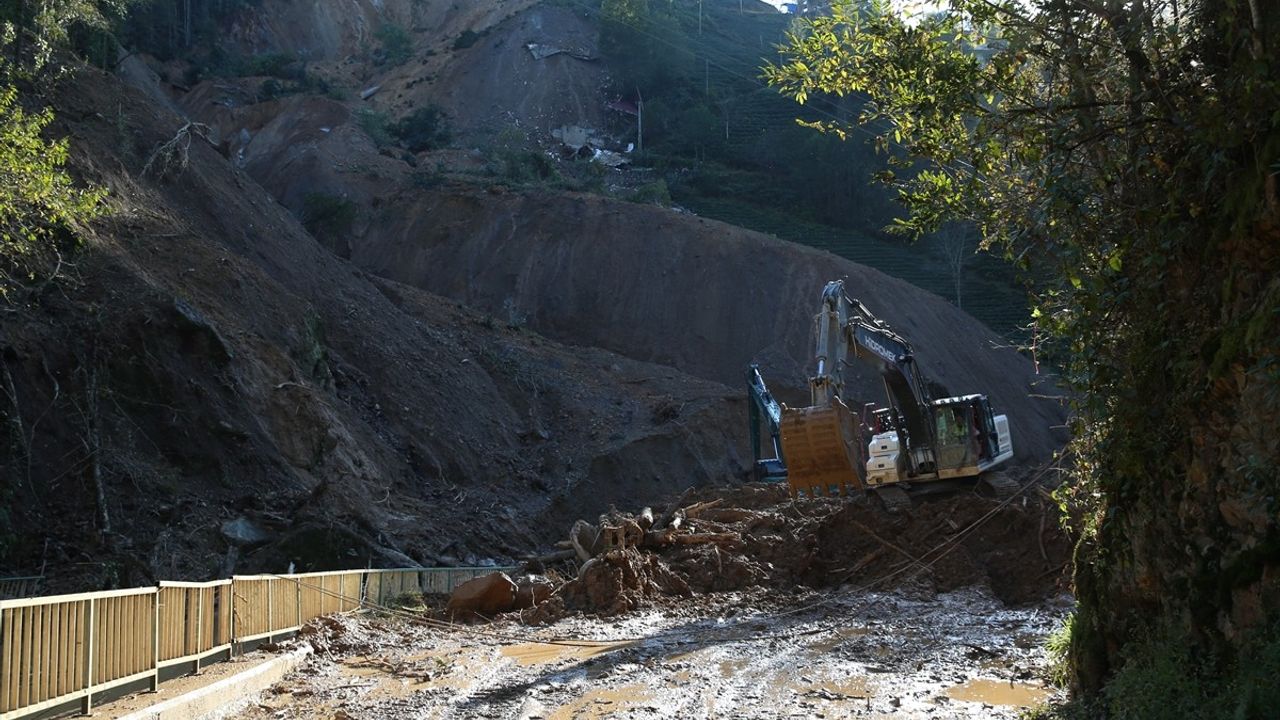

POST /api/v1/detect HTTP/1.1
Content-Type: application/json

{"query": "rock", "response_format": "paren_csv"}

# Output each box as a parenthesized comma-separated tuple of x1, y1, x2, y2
(221, 516, 269, 546)
(172, 297, 232, 365)
(515, 575, 555, 609)
(446, 572, 517, 617)
(571, 519, 601, 561)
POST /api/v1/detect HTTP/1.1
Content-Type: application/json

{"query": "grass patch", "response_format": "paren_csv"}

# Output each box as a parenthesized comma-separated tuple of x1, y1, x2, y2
(1044, 612, 1074, 688)
(356, 109, 394, 148)
(376, 23, 413, 66)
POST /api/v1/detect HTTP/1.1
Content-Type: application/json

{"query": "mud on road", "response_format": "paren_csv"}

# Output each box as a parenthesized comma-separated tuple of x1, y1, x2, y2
(235, 586, 1070, 719)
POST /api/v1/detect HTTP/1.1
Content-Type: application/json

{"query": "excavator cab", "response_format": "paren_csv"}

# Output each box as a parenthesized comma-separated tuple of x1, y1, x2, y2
(932, 395, 1011, 478)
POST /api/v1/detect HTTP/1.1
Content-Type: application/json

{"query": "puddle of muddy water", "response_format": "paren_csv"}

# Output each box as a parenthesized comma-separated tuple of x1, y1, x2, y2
(546, 685, 654, 720)
(800, 676, 872, 700)
(946, 677, 1050, 707)
(500, 640, 635, 666)
(717, 658, 749, 677)
(807, 626, 871, 654)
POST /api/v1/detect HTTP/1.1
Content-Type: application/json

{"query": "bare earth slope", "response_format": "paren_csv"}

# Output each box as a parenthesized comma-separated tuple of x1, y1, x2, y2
(354, 189, 1068, 464)
(0, 69, 743, 589)
(163, 0, 1067, 466)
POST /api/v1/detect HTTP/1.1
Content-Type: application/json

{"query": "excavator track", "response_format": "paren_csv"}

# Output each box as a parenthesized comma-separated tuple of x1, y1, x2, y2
(978, 472, 1021, 499)
(871, 485, 912, 513)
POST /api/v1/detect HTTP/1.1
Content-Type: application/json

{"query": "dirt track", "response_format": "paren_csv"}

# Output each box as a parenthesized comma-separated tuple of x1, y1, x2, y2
(235, 587, 1069, 719)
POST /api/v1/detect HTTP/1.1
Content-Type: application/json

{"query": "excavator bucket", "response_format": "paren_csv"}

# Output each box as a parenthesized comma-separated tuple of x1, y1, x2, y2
(779, 398, 864, 498)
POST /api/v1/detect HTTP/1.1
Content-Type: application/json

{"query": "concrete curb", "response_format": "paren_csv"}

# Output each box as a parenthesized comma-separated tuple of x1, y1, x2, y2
(117, 646, 313, 720)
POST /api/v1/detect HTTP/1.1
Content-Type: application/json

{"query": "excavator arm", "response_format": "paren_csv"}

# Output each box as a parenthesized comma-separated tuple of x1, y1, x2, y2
(810, 281, 936, 453)
(746, 364, 787, 482)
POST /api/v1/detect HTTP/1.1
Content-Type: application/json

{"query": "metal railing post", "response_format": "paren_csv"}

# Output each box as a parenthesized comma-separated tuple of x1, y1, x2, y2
(81, 598, 94, 715)
(195, 587, 204, 673)
(266, 579, 273, 641)
(150, 590, 160, 691)
(229, 578, 237, 658)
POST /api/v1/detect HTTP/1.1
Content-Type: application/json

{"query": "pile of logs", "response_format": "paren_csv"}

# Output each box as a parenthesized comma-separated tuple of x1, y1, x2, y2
(529, 490, 774, 567)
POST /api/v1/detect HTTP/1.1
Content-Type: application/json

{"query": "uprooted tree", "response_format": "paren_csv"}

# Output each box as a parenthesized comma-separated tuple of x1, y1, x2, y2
(766, 0, 1279, 715)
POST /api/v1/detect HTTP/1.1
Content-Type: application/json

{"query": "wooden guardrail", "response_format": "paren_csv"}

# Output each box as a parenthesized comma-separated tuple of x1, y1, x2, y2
(0, 566, 515, 720)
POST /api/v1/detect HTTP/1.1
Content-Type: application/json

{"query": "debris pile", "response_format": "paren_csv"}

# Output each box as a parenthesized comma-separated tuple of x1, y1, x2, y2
(477, 482, 1071, 622)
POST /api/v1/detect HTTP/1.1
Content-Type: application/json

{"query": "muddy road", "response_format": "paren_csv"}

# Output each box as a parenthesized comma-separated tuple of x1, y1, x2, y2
(235, 586, 1069, 719)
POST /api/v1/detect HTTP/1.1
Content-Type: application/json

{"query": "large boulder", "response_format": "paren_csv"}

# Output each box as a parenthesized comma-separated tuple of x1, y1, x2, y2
(514, 575, 555, 609)
(446, 572, 517, 618)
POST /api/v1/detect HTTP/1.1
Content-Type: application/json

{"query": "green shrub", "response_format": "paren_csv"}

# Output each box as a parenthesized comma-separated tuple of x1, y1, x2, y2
(376, 24, 413, 66)
(627, 179, 671, 206)
(258, 78, 284, 101)
(1056, 622, 1280, 720)
(239, 52, 299, 79)
(500, 150, 558, 184)
(391, 105, 451, 153)
(301, 193, 357, 237)
(356, 109, 393, 148)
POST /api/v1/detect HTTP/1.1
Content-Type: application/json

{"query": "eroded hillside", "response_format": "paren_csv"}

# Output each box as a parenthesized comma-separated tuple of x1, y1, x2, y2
(1, 68, 744, 589)
(147, 0, 1067, 462)
(1, 0, 1065, 591)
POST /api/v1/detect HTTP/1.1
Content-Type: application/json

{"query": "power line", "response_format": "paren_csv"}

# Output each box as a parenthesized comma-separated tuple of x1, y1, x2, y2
(572, 0, 987, 180)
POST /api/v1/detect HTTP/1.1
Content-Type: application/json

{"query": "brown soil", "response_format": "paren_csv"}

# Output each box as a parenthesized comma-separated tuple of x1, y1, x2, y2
(170, 85, 1068, 468)
(350, 187, 1069, 464)
(0, 67, 744, 589)
(1, 0, 1067, 593)
(227, 589, 1070, 720)
(518, 481, 1070, 624)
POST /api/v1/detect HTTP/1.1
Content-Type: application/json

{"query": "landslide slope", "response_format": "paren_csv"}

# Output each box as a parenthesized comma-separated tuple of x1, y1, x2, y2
(165, 0, 1067, 465)
(0, 69, 744, 590)
(355, 189, 1068, 464)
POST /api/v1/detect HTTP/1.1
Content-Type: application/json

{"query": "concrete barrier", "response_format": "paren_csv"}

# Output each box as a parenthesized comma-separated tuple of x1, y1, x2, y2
(115, 645, 313, 720)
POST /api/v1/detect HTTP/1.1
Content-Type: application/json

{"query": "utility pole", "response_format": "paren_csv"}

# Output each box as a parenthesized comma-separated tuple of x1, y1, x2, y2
(699, 0, 703, 34)
(636, 87, 644, 153)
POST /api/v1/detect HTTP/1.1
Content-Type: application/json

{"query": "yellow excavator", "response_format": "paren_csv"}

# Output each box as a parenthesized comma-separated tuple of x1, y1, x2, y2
(747, 281, 1016, 508)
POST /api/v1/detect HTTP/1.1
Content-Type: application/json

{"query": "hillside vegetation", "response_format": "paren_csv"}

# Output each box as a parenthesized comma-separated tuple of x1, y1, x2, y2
(769, 0, 1280, 715)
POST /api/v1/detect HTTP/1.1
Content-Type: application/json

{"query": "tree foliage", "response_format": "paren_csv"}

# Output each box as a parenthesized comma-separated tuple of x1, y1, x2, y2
(595, 0, 899, 233)
(0, 0, 133, 72)
(392, 105, 451, 153)
(0, 84, 104, 296)
(767, 0, 1279, 704)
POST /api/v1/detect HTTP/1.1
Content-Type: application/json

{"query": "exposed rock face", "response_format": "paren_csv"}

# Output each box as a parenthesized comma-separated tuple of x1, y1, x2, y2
(1068, 217, 1280, 696)
(446, 573, 518, 618)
